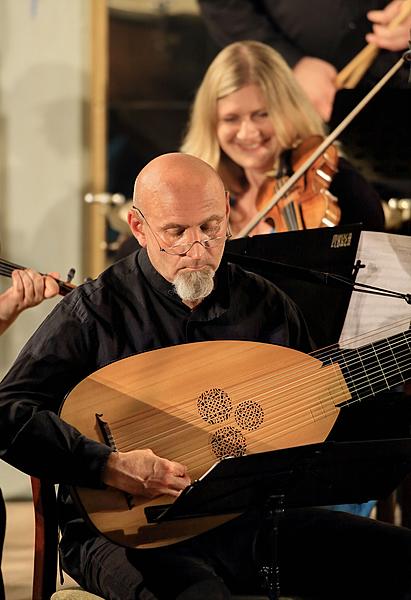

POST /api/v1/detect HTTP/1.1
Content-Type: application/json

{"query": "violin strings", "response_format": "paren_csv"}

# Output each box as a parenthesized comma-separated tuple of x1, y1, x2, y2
(0, 258, 26, 274)
(0, 257, 73, 295)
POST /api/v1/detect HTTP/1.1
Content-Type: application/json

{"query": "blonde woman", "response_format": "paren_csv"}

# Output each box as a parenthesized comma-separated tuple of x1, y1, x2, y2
(181, 40, 384, 236)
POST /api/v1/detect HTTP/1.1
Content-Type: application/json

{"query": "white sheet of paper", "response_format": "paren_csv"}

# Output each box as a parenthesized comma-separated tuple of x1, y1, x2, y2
(340, 231, 411, 347)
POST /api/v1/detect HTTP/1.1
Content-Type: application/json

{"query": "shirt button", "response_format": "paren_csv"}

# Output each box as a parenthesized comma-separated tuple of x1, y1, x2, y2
(348, 21, 357, 30)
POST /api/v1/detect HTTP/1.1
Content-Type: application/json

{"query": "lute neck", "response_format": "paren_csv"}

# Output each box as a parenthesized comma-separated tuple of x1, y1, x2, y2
(317, 328, 411, 406)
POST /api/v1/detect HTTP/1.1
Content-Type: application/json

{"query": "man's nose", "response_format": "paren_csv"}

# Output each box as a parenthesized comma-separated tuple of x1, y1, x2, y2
(185, 239, 206, 257)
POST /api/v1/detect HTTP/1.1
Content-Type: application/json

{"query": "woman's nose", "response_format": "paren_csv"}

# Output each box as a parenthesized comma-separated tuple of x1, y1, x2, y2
(235, 118, 259, 140)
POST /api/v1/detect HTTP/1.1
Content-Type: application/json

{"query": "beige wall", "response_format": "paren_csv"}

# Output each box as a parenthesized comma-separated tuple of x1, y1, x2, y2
(0, 0, 91, 375)
(0, 0, 91, 495)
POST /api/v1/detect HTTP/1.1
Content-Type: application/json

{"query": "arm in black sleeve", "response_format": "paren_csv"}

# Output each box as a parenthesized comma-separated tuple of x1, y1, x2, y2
(283, 295, 317, 354)
(0, 297, 112, 488)
(198, 0, 304, 67)
(331, 157, 385, 231)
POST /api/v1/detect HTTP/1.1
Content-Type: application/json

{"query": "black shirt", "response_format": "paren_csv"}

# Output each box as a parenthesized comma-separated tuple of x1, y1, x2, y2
(0, 249, 313, 493)
(199, 0, 408, 86)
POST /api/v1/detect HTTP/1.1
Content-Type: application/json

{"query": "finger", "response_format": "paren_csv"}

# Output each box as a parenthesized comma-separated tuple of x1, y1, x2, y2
(148, 483, 187, 498)
(44, 274, 60, 298)
(15, 269, 38, 305)
(367, 1, 401, 26)
(170, 461, 190, 478)
(133, 479, 182, 499)
(169, 474, 191, 491)
(24, 269, 46, 304)
(366, 23, 410, 50)
(144, 469, 190, 494)
(11, 270, 24, 298)
(152, 472, 190, 492)
(367, 10, 391, 26)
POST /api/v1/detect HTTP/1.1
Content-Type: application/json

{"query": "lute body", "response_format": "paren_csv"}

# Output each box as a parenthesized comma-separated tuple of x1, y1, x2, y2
(60, 332, 410, 549)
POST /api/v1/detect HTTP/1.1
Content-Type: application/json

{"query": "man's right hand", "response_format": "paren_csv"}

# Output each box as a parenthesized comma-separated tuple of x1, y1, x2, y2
(102, 448, 191, 499)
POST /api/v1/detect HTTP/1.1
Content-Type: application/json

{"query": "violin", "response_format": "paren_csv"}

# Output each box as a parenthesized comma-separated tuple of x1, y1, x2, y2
(236, 52, 407, 239)
(256, 135, 341, 233)
(0, 257, 76, 296)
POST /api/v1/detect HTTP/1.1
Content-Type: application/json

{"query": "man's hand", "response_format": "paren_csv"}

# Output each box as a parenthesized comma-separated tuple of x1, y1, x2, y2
(366, 0, 411, 51)
(0, 269, 60, 334)
(293, 56, 338, 122)
(102, 448, 191, 499)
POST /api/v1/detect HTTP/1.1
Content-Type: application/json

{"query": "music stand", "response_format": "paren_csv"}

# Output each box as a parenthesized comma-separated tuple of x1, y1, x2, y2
(224, 224, 362, 347)
(145, 438, 411, 600)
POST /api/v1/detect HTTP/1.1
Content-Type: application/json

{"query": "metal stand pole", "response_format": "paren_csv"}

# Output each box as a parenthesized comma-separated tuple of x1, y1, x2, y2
(257, 494, 285, 600)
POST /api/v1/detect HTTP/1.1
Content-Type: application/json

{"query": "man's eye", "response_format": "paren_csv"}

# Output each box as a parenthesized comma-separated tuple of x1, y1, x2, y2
(167, 229, 184, 238)
(202, 225, 219, 236)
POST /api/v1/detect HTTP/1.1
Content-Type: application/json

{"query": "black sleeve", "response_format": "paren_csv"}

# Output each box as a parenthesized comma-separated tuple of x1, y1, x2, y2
(198, 0, 303, 67)
(0, 298, 112, 487)
(330, 157, 385, 231)
(283, 295, 317, 353)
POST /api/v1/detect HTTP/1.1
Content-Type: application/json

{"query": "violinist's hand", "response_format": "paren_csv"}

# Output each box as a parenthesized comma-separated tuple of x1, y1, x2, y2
(293, 57, 338, 122)
(102, 449, 191, 499)
(366, 0, 411, 51)
(0, 269, 60, 335)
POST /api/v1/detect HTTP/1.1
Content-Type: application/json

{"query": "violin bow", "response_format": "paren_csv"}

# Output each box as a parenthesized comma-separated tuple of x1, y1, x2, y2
(0, 257, 75, 296)
(336, 0, 411, 89)
(236, 54, 407, 238)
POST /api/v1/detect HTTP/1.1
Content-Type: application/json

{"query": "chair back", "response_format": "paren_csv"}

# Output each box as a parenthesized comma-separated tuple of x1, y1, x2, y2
(31, 477, 59, 600)
(0, 488, 6, 600)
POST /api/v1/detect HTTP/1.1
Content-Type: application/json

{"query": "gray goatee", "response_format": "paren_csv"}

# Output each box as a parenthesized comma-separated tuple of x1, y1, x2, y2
(173, 267, 215, 303)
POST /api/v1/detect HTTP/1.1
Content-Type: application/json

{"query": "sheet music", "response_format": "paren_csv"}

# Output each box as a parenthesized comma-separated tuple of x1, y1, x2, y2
(340, 231, 411, 346)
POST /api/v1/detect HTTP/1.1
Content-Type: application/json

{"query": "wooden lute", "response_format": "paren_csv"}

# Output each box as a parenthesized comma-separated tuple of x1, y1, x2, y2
(61, 324, 411, 549)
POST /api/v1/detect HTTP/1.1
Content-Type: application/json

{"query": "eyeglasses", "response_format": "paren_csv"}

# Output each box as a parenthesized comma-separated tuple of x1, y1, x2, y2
(132, 207, 232, 256)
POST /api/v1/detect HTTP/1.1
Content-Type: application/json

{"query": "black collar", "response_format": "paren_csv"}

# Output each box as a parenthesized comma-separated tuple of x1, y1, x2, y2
(137, 248, 231, 320)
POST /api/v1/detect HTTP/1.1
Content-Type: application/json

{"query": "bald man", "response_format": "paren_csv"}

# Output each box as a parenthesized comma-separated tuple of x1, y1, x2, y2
(1, 154, 411, 600)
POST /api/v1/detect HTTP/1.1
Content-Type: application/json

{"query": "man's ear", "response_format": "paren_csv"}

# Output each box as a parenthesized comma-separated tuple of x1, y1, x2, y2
(225, 190, 231, 219)
(127, 211, 147, 247)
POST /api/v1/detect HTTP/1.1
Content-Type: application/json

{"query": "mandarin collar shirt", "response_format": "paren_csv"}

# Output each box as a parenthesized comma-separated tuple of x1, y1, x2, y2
(0, 249, 312, 488)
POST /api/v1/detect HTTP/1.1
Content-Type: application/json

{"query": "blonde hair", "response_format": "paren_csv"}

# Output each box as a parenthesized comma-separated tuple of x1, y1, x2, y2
(181, 40, 325, 189)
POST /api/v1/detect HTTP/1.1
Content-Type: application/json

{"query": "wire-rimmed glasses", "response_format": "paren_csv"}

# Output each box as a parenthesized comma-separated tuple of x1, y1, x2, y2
(132, 207, 232, 256)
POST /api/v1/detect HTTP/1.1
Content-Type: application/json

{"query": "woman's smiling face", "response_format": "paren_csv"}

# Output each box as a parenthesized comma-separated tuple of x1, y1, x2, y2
(216, 83, 278, 173)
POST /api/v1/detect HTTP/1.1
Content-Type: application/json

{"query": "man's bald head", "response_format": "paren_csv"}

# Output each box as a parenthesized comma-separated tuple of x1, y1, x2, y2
(133, 153, 226, 215)
(127, 152, 230, 306)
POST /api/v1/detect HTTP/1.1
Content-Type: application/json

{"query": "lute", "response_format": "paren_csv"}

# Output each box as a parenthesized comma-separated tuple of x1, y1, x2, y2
(60, 322, 411, 549)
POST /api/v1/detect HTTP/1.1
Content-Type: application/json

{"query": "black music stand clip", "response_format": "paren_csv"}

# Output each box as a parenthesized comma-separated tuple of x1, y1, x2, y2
(145, 438, 411, 600)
